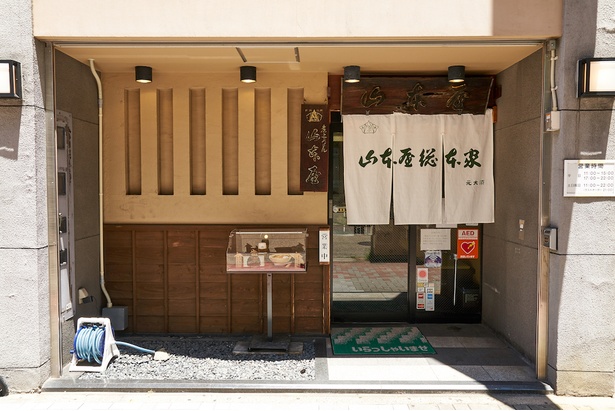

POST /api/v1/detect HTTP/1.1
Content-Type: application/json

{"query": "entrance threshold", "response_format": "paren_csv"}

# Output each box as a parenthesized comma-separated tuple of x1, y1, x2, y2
(43, 324, 549, 394)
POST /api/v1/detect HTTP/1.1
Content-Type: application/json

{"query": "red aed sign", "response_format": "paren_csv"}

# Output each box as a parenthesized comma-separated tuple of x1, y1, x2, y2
(457, 229, 479, 259)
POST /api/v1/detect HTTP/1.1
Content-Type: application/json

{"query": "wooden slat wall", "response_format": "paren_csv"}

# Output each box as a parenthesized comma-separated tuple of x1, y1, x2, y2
(102, 72, 327, 225)
(104, 224, 330, 335)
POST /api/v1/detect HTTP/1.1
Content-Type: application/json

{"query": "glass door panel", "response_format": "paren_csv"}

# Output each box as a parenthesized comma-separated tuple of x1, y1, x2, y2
(328, 114, 481, 324)
(409, 225, 482, 323)
(330, 136, 408, 322)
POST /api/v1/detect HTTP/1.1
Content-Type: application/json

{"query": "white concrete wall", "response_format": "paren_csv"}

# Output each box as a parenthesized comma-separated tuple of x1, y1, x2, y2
(32, 0, 561, 41)
(546, 0, 615, 396)
(0, 1, 51, 392)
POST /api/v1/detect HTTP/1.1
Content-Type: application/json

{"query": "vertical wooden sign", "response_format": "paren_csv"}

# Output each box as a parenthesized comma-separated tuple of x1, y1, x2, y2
(300, 104, 329, 192)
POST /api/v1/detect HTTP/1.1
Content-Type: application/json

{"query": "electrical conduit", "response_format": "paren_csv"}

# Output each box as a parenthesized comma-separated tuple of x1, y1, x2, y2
(89, 59, 113, 308)
(550, 47, 559, 111)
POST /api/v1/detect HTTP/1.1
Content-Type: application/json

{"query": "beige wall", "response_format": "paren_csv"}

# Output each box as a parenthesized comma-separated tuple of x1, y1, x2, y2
(103, 71, 328, 224)
(33, 0, 561, 41)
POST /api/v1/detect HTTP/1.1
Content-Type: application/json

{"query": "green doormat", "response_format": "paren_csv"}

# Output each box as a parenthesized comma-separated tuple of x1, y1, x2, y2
(331, 326, 436, 355)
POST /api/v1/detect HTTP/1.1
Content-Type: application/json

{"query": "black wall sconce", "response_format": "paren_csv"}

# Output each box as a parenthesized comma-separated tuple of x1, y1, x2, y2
(448, 65, 465, 83)
(578, 58, 615, 97)
(344, 65, 361, 83)
(0, 60, 22, 98)
(135, 66, 153, 83)
(240, 66, 257, 83)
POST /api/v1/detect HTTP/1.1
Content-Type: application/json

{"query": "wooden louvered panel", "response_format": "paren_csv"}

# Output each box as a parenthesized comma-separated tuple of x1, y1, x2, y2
(158, 88, 174, 195)
(125, 89, 142, 195)
(103, 73, 327, 225)
(190, 88, 206, 195)
(255, 88, 271, 195)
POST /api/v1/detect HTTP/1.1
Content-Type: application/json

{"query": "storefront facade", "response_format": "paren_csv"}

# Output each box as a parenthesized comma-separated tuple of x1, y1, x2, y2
(0, 0, 613, 397)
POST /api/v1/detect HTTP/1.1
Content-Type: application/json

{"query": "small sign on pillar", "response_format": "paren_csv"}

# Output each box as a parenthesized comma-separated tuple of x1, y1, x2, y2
(319, 228, 330, 265)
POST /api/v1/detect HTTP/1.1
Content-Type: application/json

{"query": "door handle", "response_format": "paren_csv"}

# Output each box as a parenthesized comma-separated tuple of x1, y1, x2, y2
(59, 249, 68, 266)
(59, 214, 67, 234)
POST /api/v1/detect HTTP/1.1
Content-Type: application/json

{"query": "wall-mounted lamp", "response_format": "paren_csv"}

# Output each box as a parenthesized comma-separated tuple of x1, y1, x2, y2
(448, 65, 465, 83)
(240, 66, 257, 83)
(0, 60, 22, 98)
(344, 65, 361, 83)
(578, 58, 615, 97)
(135, 66, 152, 83)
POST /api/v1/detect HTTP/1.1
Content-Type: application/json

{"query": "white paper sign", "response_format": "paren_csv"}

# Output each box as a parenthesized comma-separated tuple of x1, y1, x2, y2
(420, 229, 451, 251)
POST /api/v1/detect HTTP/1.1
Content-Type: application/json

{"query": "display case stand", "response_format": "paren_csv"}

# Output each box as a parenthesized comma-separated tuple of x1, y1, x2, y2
(233, 273, 303, 354)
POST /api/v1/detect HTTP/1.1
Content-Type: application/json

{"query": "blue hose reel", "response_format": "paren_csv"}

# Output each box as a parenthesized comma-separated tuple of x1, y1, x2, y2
(70, 317, 166, 373)
(70, 317, 121, 372)
(73, 323, 107, 364)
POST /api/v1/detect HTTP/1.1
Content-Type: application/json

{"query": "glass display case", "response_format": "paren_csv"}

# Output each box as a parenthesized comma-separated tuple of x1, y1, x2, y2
(226, 229, 308, 273)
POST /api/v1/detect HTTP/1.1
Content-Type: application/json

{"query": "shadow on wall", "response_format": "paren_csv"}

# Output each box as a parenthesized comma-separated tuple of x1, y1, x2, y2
(0, 375, 8, 396)
(0, 107, 22, 160)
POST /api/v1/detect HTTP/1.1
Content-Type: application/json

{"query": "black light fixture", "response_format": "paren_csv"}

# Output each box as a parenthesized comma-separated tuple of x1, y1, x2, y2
(0, 60, 21, 98)
(344, 65, 361, 83)
(135, 66, 152, 83)
(578, 58, 615, 97)
(448, 65, 465, 83)
(240, 66, 257, 83)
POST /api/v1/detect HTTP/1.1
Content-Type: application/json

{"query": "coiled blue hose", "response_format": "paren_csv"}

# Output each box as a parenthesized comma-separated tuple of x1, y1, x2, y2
(73, 325, 106, 364)
(73, 324, 155, 364)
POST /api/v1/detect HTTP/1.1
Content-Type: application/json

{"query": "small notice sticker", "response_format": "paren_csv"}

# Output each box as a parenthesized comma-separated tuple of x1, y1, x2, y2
(417, 292, 425, 310)
(425, 286, 435, 311)
(416, 267, 429, 287)
(319, 228, 330, 264)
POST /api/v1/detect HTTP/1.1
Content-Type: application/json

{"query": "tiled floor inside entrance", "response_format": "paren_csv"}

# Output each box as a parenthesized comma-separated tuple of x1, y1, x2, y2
(328, 243, 541, 389)
(326, 323, 539, 386)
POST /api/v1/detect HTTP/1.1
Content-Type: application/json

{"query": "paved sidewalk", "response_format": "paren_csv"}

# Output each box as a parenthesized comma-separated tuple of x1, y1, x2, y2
(1, 391, 615, 410)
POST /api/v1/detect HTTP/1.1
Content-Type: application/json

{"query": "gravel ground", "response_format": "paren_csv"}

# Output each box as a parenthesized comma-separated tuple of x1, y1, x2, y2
(78, 336, 316, 381)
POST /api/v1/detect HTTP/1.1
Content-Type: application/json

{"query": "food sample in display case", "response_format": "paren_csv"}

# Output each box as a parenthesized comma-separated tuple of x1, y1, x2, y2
(226, 229, 308, 273)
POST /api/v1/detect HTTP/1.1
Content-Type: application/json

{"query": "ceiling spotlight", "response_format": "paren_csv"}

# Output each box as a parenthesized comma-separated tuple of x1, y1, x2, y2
(344, 65, 361, 83)
(135, 66, 152, 83)
(240, 66, 257, 83)
(448, 65, 465, 83)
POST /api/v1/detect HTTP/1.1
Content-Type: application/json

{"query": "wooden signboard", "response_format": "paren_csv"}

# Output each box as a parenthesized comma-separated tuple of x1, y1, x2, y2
(342, 77, 494, 115)
(300, 104, 329, 192)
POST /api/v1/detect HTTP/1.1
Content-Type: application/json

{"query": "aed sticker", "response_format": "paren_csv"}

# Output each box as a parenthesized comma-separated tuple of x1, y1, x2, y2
(457, 228, 479, 259)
